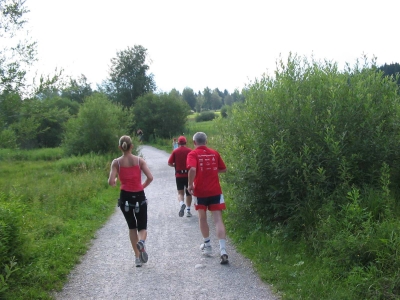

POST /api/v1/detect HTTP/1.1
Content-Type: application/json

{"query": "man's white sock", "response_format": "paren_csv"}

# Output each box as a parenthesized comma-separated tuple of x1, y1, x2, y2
(219, 239, 226, 251)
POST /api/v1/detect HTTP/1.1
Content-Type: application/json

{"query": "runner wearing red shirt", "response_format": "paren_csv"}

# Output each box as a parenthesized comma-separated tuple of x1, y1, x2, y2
(187, 132, 229, 264)
(168, 136, 193, 217)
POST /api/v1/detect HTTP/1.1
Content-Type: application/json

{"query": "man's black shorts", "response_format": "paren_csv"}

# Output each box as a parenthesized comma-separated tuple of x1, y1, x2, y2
(176, 177, 191, 196)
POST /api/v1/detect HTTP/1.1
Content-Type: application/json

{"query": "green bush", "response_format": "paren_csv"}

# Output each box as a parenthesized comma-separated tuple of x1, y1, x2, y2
(217, 54, 400, 298)
(220, 105, 229, 118)
(195, 111, 216, 122)
(62, 93, 129, 155)
(0, 191, 25, 268)
(133, 92, 190, 140)
(0, 129, 17, 149)
(219, 54, 400, 231)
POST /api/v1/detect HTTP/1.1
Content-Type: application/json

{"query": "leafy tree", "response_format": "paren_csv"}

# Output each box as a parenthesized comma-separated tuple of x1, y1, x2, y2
(0, 92, 20, 148)
(61, 74, 93, 103)
(102, 45, 156, 108)
(33, 68, 64, 100)
(214, 88, 224, 99)
(224, 94, 234, 106)
(0, 92, 22, 128)
(11, 97, 71, 149)
(0, 127, 17, 148)
(231, 88, 245, 103)
(0, 0, 37, 94)
(182, 87, 196, 110)
(168, 88, 181, 99)
(379, 63, 400, 85)
(0, 91, 78, 149)
(210, 90, 222, 110)
(202, 87, 212, 110)
(195, 94, 204, 112)
(133, 93, 190, 140)
(36, 97, 79, 148)
(62, 93, 129, 155)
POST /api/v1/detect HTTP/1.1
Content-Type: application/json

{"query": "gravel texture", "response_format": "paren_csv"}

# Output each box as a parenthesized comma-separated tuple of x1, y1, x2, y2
(54, 145, 279, 300)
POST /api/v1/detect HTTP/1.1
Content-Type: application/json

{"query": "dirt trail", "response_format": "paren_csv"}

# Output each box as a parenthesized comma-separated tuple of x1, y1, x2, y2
(54, 145, 278, 300)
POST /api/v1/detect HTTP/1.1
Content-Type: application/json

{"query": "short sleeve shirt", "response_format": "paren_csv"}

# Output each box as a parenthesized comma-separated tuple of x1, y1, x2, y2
(186, 146, 226, 197)
(168, 146, 192, 178)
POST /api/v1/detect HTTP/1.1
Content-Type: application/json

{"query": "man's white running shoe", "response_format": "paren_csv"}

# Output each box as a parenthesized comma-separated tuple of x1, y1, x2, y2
(200, 243, 212, 256)
(186, 210, 192, 217)
(179, 204, 186, 217)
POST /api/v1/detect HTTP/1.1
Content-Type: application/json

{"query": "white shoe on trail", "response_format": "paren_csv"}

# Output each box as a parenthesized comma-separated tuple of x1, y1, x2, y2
(200, 243, 212, 256)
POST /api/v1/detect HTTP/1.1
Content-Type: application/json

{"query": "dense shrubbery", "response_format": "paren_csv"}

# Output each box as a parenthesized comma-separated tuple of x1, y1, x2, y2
(133, 92, 190, 141)
(62, 93, 129, 155)
(220, 105, 229, 118)
(218, 54, 400, 298)
(195, 111, 216, 122)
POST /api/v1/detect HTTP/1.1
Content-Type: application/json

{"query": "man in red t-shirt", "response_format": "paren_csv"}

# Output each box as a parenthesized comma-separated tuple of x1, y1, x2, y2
(168, 136, 193, 217)
(187, 132, 229, 264)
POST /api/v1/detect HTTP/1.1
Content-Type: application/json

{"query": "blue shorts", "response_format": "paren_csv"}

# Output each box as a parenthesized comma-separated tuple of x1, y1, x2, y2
(195, 194, 226, 211)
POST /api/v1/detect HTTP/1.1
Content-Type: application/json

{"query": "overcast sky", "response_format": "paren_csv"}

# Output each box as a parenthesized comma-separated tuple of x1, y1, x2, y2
(26, 0, 399, 94)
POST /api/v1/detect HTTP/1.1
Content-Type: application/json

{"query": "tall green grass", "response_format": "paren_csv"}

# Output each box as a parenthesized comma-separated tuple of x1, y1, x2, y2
(0, 148, 118, 299)
(0, 148, 64, 161)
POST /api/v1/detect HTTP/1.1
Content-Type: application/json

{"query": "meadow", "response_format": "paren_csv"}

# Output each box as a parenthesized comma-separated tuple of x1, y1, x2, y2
(2, 113, 399, 299)
(0, 148, 119, 299)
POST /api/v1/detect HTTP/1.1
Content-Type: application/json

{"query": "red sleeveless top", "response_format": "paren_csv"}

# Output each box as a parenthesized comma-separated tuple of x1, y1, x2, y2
(118, 157, 143, 192)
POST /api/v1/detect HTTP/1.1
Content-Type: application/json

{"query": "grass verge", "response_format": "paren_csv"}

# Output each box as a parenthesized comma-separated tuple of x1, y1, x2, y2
(0, 149, 118, 299)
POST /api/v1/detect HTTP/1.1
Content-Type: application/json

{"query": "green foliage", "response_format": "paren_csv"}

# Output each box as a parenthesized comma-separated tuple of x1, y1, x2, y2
(220, 105, 229, 118)
(0, 92, 22, 128)
(182, 87, 196, 110)
(62, 93, 129, 155)
(60, 75, 93, 103)
(35, 97, 78, 148)
(102, 45, 156, 108)
(0, 257, 19, 294)
(217, 54, 400, 298)
(0, 129, 17, 149)
(133, 92, 190, 140)
(379, 62, 400, 85)
(55, 151, 123, 173)
(0, 190, 25, 268)
(0, 152, 116, 299)
(195, 111, 216, 122)
(0, 147, 64, 161)
(10, 97, 71, 149)
(0, 0, 37, 94)
(219, 54, 400, 230)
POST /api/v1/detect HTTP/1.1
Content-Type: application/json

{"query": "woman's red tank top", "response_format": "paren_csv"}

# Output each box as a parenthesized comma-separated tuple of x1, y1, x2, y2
(118, 157, 143, 192)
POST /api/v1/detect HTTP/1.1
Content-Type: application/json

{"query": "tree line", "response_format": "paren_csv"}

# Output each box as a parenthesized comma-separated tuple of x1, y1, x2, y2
(0, 1, 245, 153)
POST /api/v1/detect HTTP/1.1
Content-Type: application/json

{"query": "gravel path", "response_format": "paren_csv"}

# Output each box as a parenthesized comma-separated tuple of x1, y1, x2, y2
(54, 145, 279, 300)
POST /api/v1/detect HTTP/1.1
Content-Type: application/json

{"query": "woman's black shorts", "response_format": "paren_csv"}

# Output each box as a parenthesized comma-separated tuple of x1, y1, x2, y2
(119, 190, 147, 230)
